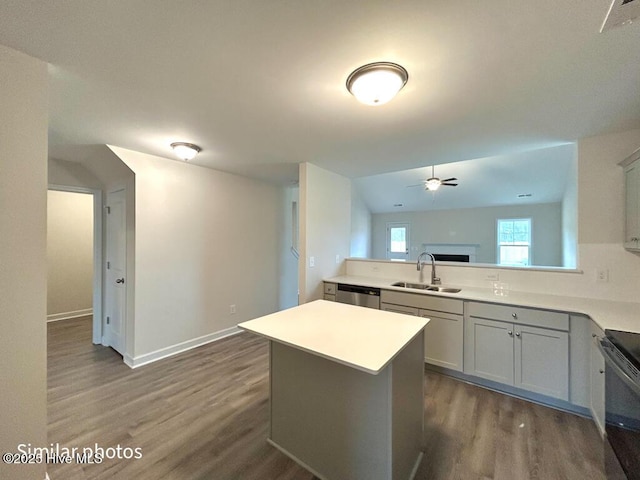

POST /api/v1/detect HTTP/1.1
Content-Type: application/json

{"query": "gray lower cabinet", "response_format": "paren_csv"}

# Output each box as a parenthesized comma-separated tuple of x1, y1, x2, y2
(381, 290, 464, 372)
(464, 302, 570, 401)
(464, 317, 515, 385)
(420, 309, 464, 372)
(323, 282, 336, 302)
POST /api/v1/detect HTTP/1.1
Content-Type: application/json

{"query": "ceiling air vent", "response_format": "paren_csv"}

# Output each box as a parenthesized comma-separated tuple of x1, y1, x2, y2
(601, 0, 640, 31)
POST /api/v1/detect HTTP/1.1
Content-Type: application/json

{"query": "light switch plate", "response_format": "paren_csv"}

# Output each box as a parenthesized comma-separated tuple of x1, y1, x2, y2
(309, 256, 315, 268)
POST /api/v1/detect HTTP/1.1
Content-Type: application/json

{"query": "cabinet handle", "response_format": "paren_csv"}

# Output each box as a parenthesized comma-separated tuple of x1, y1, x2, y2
(515, 332, 521, 338)
(512, 313, 518, 319)
(599, 369, 604, 374)
(508, 330, 513, 336)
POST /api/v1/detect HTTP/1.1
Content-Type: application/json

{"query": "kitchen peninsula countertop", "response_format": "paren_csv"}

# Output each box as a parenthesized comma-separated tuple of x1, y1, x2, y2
(325, 275, 640, 334)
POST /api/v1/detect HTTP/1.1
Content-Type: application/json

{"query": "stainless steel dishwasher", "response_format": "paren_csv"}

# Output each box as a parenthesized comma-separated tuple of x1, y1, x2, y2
(336, 283, 380, 309)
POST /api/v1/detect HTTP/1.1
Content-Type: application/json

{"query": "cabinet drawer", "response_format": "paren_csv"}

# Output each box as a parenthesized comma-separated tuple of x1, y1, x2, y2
(324, 282, 336, 295)
(467, 301, 568, 331)
(381, 302, 419, 316)
(381, 290, 463, 314)
(323, 294, 335, 302)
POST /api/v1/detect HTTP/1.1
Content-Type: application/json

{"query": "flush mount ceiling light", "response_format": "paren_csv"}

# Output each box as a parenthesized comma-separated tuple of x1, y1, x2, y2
(170, 142, 201, 161)
(346, 62, 408, 106)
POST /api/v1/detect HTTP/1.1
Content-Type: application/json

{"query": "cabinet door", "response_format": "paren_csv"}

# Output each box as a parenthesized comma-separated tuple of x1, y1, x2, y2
(590, 324, 606, 436)
(380, 303, 419, 316)
(514, 325, 569, 401)
(624, 161, 640, 250)
(464, 317, 514, 385)
(421, 310, 463, 372)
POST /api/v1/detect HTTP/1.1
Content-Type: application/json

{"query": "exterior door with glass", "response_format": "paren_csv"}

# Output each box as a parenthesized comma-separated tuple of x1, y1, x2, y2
(386, 223, 410, 261)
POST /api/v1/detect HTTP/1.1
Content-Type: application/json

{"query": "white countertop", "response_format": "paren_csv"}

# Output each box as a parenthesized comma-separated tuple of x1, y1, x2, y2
(325, 275, 640, 334)
(238, 300, 428, 375)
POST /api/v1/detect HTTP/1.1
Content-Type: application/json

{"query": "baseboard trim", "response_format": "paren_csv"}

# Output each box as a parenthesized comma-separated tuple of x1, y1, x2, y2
(125, 326, 243, 369)
(425, 363, 592, 418)
(47, 308, 93, 322)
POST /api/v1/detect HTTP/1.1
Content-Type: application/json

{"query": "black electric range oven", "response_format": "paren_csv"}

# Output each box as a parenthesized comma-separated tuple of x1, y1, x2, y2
(599, 330, 640, 480)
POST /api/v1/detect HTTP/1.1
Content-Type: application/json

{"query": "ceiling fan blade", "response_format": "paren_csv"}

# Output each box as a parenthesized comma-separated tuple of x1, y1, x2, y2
(441, 183, 458, 187)
(406, 183, 426, 188)
(441, 177, 457, 182)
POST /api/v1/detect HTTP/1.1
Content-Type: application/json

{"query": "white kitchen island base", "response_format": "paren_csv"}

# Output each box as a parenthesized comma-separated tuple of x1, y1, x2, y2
(239, 300, 427, 480)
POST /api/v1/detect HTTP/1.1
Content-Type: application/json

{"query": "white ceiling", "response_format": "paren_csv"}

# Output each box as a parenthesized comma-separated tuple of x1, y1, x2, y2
(353, 144, 575, 213)
(1, 1, 639, 184)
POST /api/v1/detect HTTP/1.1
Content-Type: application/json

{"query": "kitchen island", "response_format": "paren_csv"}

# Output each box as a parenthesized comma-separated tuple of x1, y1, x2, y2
(238, 300, 429, 480)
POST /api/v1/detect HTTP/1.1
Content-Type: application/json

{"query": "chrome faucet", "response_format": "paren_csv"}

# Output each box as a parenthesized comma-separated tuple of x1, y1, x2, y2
(417, 252, 441, 285)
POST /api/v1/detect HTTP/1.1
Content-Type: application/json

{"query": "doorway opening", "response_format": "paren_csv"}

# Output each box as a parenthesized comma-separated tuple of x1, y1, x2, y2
(47, 185, 103, 344)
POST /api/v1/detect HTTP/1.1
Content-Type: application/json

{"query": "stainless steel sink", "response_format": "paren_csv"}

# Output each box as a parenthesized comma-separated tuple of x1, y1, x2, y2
(391, 281, 461, 293)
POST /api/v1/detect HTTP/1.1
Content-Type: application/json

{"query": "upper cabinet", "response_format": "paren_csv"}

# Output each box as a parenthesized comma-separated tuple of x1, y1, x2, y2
(622, 148, 640, 251)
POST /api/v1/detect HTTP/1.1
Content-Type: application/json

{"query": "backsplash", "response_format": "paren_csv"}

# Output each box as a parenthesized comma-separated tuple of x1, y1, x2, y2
(347, 243, 640, 303)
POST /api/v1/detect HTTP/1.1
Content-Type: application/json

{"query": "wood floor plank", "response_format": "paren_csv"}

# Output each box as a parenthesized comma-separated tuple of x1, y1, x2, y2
(47, 317, 605, 480)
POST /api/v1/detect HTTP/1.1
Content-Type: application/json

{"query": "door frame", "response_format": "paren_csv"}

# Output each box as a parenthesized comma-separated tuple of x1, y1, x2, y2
(104, 186, 127, 355)
(386, 222, 411, 261)
(48, 184, 103, 344)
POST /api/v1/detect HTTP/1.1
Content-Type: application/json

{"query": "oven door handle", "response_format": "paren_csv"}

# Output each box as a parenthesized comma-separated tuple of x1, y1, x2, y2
(598, 338, 640, 397)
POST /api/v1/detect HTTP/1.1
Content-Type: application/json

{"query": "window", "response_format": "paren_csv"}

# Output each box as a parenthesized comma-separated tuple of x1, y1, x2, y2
(386, 223, 410, 261)
(497, 218, 531, 266)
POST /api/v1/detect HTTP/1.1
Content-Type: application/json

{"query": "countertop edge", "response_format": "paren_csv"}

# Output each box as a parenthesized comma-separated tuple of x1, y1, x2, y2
(324, 275, 640, 334)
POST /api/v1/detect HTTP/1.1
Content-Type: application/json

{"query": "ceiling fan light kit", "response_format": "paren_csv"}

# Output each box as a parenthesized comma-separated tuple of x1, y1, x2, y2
(407, 165, 459, 191)
(170, 142, 201, 161)
(346, 62, 408, 106)
(425, 178, 441, 191)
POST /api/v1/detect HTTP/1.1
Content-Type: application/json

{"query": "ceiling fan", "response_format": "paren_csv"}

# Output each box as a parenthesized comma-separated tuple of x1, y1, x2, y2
(407, 165, 458, 191)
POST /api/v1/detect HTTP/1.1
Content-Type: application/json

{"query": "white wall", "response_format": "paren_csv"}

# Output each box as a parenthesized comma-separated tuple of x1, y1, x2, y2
(350, 186, 372, 258)
(109, 147, 283, 361)
(47, 190, 94, 319)
(299, 163, 351, 302)
(49, 157, 103, 189)
(0, 44, 48, 480)
(347, 128, 640, 305)
(562, 145, 578, 267)
(371, 203, 563, 266)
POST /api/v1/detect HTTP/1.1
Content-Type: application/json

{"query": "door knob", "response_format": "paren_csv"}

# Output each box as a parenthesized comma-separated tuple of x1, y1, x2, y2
(116, 278, 125, 284)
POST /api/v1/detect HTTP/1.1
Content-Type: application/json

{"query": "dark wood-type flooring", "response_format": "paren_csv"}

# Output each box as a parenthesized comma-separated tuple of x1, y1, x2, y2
(47, 317, 605, 480)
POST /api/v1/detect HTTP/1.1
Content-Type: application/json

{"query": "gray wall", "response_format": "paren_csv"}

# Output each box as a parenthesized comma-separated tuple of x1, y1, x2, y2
(372, 202, 563, 266)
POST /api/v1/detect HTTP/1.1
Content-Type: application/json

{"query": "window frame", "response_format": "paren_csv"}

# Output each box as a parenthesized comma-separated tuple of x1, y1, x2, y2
(496, 218, 533, 267)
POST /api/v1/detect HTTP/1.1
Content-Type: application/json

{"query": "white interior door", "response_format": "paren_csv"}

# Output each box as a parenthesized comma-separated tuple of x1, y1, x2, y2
(105, 188, 126, 355)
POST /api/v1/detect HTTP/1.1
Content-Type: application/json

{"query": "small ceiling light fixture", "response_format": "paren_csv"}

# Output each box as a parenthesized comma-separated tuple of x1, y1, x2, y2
(170, 142, 201, 161)
(346, 62, 408, 106)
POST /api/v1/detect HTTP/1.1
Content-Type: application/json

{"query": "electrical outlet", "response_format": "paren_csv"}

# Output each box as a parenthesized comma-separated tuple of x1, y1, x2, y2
(335, 254, 340, 264)
(486, 273, 500, 281)
(309, 256, 315, 268)
(230, 304, 236, 314)
(596, 269, 609, 283)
